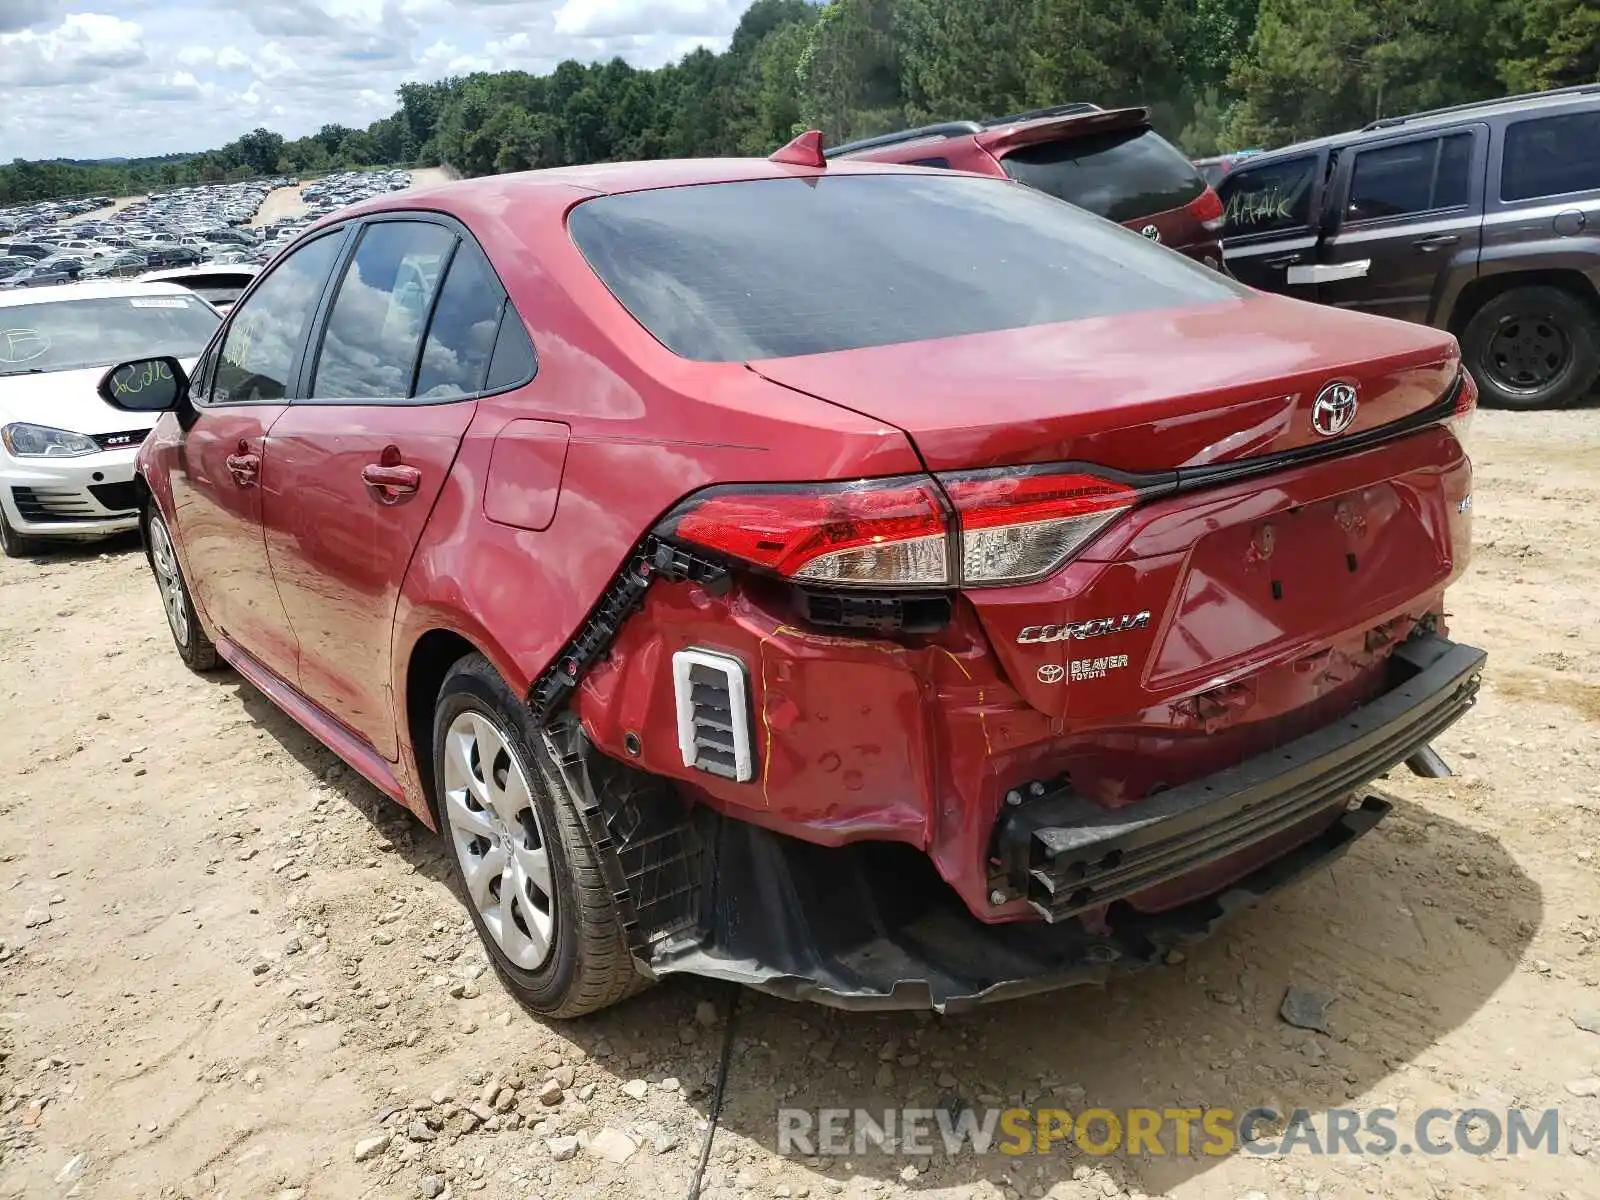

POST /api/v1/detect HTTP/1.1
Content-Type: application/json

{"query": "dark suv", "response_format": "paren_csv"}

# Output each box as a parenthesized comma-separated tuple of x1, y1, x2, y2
(1218, 84, 1600, 409)
(828, 103, 1228, 269)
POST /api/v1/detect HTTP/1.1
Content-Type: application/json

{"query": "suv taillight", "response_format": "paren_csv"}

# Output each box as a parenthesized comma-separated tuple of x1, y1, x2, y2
(660, 467, 1137, 590)
(1190, 186, 1225, 233)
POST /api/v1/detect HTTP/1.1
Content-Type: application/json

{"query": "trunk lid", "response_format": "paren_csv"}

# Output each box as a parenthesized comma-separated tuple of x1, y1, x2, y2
(748, 293, 1459, 475)
(751, 295, 1469, 729)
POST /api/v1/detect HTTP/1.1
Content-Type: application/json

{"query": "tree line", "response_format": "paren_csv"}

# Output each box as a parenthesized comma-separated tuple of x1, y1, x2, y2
(3, 0, 1595, 207)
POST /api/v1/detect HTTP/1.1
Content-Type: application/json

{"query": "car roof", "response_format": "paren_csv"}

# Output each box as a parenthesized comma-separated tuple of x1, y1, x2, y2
(0, 279, 195, 308)
(1235, 87, 1600, 169)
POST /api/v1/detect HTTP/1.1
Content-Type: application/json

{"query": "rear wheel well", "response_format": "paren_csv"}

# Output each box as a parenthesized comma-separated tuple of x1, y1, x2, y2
(405, 629, 481, 824)
(1449, 269, 1600, 335)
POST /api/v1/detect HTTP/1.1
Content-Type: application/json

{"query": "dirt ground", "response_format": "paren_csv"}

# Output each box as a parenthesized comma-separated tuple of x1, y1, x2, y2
(1, 408, 1597, 1200)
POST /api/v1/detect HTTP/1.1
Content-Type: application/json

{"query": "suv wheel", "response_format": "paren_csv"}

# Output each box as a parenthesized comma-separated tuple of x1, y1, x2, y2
(145, 504, 218, 671)
(1462, 286, 1600, 410)
(432, 654, 646, 1018)
(0, 509, 43, 560)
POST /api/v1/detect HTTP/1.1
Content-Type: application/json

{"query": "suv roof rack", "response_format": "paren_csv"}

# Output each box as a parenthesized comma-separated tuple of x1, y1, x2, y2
(824, 121, 985, 160)
(1363, 82, 1600, 130)
(980, 101, 1102, 126)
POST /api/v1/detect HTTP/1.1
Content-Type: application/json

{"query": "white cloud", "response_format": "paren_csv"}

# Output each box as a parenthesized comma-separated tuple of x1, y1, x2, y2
(553, 0, 740, 38)
(0, 0, 57, 34)
(0, 12, 147, 87)
(2, 0, 750, 160)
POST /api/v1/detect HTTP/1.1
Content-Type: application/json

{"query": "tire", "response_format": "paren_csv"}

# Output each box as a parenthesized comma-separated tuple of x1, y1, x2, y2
(143, 502, 218, 671)
(0, 509, 43, 560)
(1462, 285, 1600, 410)
(432, 654, 646, 1018)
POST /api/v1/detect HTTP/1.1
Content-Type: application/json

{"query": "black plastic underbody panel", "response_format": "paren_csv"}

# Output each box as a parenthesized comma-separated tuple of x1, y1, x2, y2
(646, 796, 1388, 1013)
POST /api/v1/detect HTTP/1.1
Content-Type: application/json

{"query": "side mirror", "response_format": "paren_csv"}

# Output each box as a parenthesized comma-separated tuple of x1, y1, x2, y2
(98, 356, 189, 413)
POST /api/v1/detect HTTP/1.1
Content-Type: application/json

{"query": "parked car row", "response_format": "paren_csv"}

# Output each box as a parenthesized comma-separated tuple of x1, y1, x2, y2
(0, 194, 114, 236)
(0, 171, 415, 290)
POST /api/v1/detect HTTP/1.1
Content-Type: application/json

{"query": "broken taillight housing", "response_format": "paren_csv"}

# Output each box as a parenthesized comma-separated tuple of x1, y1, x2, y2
(662, 466, 1136, 589)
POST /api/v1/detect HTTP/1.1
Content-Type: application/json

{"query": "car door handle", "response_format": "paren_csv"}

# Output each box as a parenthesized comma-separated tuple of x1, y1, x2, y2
(225, 452, 260, 487)
(362, 463, 421, 501)
(1414, 234, 1461, 252)
(1263, 254, 1304, 268)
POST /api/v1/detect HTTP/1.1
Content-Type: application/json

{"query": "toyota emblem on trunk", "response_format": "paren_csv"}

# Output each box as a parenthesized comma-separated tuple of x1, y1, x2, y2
(1036, 664, 1065, 684)
(1311, 382, 1359, 437)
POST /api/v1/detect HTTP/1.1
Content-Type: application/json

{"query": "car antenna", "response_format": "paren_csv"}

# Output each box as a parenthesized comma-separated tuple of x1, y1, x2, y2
(769, 130, 826, 168)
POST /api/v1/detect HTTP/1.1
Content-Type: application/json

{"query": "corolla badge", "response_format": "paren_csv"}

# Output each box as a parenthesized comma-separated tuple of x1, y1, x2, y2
(1311, 382, 1359, 437)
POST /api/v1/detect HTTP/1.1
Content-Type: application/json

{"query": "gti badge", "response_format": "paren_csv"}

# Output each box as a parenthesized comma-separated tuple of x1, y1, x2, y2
(1140, 224, 1161, 241)
(1311, 381, 1359, 437)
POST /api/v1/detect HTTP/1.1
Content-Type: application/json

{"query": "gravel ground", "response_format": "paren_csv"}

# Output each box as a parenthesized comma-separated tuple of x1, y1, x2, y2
(0, 408, 1597, 1200)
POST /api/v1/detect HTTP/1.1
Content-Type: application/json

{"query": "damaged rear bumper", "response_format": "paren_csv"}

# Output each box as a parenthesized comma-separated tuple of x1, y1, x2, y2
(552, 632, 1485, 1013)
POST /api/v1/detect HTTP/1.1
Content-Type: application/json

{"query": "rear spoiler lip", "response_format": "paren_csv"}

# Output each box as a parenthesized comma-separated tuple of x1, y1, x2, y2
(976, 105, 1150, 156)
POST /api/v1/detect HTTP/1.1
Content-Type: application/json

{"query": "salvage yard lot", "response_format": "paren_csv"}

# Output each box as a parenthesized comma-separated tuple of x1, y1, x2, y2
(0, 410, 1597, 1200)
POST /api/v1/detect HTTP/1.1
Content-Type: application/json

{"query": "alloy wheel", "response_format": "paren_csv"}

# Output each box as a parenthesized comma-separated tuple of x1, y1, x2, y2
(442, 710, 556, 970)
(147, 515, 190, 647)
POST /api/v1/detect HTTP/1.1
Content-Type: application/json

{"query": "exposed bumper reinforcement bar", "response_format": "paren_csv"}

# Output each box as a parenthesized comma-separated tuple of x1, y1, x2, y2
(992, 632, 1485, 921)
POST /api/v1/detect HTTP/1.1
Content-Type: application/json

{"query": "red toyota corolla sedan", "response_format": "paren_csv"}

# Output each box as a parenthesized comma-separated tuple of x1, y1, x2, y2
(98, 142, 1485, 1016)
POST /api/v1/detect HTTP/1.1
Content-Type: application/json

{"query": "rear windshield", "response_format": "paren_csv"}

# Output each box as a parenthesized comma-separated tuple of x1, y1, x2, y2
(999, 128, 1207, 223)
(568, 174, 1242, 362)
(0, 294, 219, 376)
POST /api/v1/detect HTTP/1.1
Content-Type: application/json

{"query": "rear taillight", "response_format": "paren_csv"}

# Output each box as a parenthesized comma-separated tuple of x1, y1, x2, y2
(1190, 187, 1226, 233)
(661, 476, 949, 587)
(1447, 370, 1478, 444)
(941, 469, 1137, 585)
(662, 467, 1136, 590)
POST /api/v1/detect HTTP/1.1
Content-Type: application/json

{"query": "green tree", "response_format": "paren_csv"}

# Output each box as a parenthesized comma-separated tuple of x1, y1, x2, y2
(895, 0, 1031, 122)
(236, 127, 286, 174)
(796, 0, 904, 142)
(1498, 0, 1600, 92)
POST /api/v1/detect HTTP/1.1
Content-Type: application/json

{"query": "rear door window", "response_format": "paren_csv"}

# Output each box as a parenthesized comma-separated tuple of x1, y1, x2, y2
(414, 239, 506, 399)
(310, 221, 455, 400)
(999, 127, 1206, 223)
(1218, 155, 1319, 236)
(1345, 133, 1474, 222)
(1501, 110, 1600, 201)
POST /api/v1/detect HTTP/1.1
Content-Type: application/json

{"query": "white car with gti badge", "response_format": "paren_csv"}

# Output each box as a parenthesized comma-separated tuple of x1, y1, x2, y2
(0, 281, 220, 557)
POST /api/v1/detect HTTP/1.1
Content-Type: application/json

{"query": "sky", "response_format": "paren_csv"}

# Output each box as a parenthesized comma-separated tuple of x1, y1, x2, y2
(0, 0, 750, 161)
